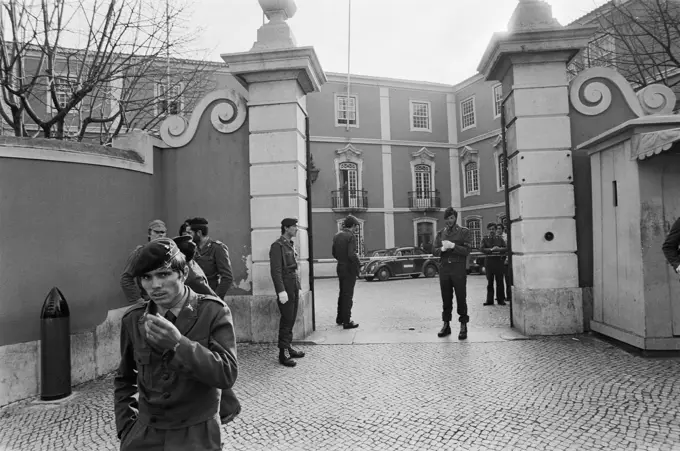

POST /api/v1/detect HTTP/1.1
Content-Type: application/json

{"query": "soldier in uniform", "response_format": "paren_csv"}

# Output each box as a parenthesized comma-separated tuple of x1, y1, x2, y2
(496, 223, 512, 303)
(113, 238, 238, 451)
(120, 219, 167, 304)
(481, 222, 507, 306)
(663, 217, 680, 277)
(186, 218, 233, 299)
(433, 207, 471, 340)
(269, 218, 306, 367)
(332, 215, 361, 330)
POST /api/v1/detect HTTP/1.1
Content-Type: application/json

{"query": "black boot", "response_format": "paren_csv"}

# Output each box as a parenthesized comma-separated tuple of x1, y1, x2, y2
(288, 346, 305, 358)
(437, 321, 451, 337)
(458, 323, 468, 340)
(343, 321, 359, 329)
(279, 349, 296, 367)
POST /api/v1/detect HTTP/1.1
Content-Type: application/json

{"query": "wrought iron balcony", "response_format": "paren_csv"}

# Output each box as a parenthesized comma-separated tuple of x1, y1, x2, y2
(331, 189, 368, 212)
(408, 190, 441, 212)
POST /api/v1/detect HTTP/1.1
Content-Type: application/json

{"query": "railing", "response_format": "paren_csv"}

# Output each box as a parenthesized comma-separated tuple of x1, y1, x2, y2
(331, 189, 368, 211)
(408, 190, 441, 211)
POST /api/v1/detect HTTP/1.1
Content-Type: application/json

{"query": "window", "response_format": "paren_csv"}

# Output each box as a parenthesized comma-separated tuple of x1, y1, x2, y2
(464, 162, 479, 195)
(337, 217, 365, 257)
(498, 154, 506, 189)
(410, 100, 431, 132)
(414, 219, 436, 253)
(335, 94, 358, 127)
(466, 218, 482, 249)
(48, 76, 80, 116)
(461, 96, 476, 130)
(587, 35, 615, 68)
(155, 82, 184, 116)
(414, 164, 432, 196)
(493, 84, 503, 119)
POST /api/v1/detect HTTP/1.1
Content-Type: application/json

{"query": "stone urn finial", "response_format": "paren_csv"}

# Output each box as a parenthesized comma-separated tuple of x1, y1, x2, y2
(252, 0, 298, 51)
(508, 0, 562, 32)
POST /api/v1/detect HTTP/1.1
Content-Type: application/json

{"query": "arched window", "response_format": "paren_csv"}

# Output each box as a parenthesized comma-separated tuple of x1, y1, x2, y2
(464, 162, 479, 194)
(414, 164, 432, 197)
(466, 217, 482, 249)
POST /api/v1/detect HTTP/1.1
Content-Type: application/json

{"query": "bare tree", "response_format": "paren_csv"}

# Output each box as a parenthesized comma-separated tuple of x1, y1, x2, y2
(0, 0, 216, 143)
(570, 0, 680, 90)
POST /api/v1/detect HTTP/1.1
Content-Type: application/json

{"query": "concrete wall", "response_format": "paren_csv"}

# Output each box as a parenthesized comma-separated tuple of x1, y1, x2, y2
(159, 102, 252, 294)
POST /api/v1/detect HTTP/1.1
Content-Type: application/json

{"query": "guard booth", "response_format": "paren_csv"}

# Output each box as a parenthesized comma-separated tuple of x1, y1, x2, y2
(582, 119, 680, 350)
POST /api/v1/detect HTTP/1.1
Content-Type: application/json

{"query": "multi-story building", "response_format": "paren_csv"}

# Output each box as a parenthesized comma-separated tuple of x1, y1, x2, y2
(307, 72, 507, 260)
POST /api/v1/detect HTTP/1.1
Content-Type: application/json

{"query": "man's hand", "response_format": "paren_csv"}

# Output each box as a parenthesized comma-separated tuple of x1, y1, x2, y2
(675, 265, 680, 275)
(442, 240, 455, 250)
(491, 246, 500, 252)
(278, 291, 289, 304)
(144, 314, 181, 351)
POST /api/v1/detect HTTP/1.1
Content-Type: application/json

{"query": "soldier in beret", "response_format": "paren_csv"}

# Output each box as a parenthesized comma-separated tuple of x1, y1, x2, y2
(186, 217, 234, 299)
(120, 219, 167, 304)
(433, 207, 471, 340)
(332, 215, 361, 329)
(113, 238, 238, 451)
(269, 218, 306, 367)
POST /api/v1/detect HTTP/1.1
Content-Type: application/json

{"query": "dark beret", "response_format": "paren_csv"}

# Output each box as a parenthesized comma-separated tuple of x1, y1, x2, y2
(487, 222, 497, 229)
(343, 215, 360, 228)
(281, 218, 298, 228)
(187, 217, 208, 226)
(132, 238, 183, 277)
(443, 207, 458, 219)
(173, 235, 197, 262)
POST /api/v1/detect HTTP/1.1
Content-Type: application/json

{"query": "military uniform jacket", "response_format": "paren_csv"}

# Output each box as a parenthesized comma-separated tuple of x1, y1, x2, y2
(433, 225, 471, 265)
(480, 235, 507, 261)
(269, 236, 301, 294)
(113, 288, 238, 437)
(332, 229, 361, 276)
(194, 239, 233, 298)
(663, 217, 680, 270)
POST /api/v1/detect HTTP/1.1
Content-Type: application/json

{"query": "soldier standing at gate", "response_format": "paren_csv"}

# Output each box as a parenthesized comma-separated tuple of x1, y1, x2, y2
(481, 222, 507, 306)
(332, 215, 361, 330)
(185, 217, 234, 299)
(269, 218, 306, 367)
(433, 207, 471, 340)
(114, 238, 238, 450)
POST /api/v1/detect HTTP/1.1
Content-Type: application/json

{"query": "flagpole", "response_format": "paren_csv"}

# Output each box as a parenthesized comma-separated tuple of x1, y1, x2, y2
(346, 0, 351, 132)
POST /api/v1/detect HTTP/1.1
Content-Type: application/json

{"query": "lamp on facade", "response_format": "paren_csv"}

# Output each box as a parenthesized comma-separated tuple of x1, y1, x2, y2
(309, 153, 320, 184)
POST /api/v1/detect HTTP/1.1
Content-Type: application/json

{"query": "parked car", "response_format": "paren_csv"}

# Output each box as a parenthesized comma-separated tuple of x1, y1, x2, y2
(359, 246, 439, 281)
(467, 250, 486, 275)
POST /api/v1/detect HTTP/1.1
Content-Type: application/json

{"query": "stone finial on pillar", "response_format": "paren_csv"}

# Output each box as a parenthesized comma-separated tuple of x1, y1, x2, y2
(252, 0, 298, 51)
(508, 0, 562, 32)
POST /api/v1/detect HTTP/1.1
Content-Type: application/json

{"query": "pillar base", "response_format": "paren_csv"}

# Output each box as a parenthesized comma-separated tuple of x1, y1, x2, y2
(225, 290, 314, 343)
(512, 287, 584, 335)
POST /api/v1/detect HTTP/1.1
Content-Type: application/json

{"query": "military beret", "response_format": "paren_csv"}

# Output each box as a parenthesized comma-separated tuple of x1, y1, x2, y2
(487, 222, 497, 229)
(443, 207, 458, 219)
(281, 218, 298, 228)
(187, 217, 208, 226)
(343, 215, 360, 228)
(148, 219, 166, 230)
(173, 235, 196, 262)
(132, 238, 183, 277)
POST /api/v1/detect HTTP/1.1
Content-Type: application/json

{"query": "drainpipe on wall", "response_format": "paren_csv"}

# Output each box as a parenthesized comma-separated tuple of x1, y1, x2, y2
(305, 114, 316, 331)
(501, 101, 513, 328)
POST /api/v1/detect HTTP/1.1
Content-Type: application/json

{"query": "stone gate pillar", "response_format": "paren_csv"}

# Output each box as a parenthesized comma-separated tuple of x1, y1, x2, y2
(477, 0, 597, 335)
(221, 0, 326, 337)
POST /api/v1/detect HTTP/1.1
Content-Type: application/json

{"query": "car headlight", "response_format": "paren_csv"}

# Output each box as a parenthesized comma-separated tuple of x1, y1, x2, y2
(367, 262, 377, 272)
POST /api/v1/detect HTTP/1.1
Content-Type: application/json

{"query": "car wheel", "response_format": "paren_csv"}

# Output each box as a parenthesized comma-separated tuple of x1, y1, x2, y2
(365, 277, 374, 282)
(411, 274, 420, 279)
(377, 267, 390, 281)
(424, 264, 438, 278)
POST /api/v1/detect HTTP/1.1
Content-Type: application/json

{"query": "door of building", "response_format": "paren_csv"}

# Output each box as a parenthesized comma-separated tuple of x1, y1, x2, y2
(417, 222, 434, 253)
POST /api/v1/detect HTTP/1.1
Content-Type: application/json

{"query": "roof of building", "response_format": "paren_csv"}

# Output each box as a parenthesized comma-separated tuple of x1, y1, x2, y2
(566, 0, 635, 27)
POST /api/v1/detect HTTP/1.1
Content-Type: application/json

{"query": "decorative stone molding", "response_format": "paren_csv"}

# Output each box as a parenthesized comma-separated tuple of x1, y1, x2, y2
(334, 143, 364, 190)
(633, 127, 680, 160)
(569, 67, 676, 118)
(160, 89, 247, 148)
(459, 145, 478, 164)
(411, 146, 435, 162)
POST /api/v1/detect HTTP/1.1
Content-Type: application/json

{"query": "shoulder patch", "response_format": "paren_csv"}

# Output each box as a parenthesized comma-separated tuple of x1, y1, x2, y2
(198, 294, 226, 307)
(122, 301, 146, 318)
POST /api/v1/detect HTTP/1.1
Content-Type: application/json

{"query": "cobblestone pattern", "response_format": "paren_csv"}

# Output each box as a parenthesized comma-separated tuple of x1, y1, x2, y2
(1, 337, 680, 450)
(314, 275, 511, 331)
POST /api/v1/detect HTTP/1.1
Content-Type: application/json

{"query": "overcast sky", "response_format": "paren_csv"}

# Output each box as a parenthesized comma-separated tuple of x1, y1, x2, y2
(190, 0, 608, 85)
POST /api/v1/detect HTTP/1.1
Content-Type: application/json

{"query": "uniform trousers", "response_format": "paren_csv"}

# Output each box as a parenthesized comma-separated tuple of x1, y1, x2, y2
(336, 264, 357, 324)
(277, 277, 299, 349)
(438, 262, 469, 323)
(485, 258, 506, 303)
(120, 416, 221, 451)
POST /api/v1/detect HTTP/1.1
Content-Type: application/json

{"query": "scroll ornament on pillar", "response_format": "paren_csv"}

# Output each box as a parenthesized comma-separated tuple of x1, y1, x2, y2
(160, 88, 247, 148)
(569, 67, 676, 118)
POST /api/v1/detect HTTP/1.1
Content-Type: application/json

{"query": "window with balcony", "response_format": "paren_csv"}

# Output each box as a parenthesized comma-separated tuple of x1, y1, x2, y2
(333, 144, 367, 211)
(155, 82, 184, 116)
(410, 100, 431, 132)
(335, 94, 358, 127)
(409, 147, 439, 210)
(460, 96, 476, 130)
(493, 84, 503, 119)
(465, 217, 482, 249)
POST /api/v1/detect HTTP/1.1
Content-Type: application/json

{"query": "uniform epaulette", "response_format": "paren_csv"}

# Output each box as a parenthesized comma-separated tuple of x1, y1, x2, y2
(198, 294, 226, 307)
(122, 301, 147, 317)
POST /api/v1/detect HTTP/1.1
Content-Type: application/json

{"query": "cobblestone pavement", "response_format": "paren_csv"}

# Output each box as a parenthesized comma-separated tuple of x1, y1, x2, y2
(2, 279, 680, 451)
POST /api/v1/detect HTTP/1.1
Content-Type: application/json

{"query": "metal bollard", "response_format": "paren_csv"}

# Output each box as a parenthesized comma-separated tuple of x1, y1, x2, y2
(40, 287, 72, 401)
